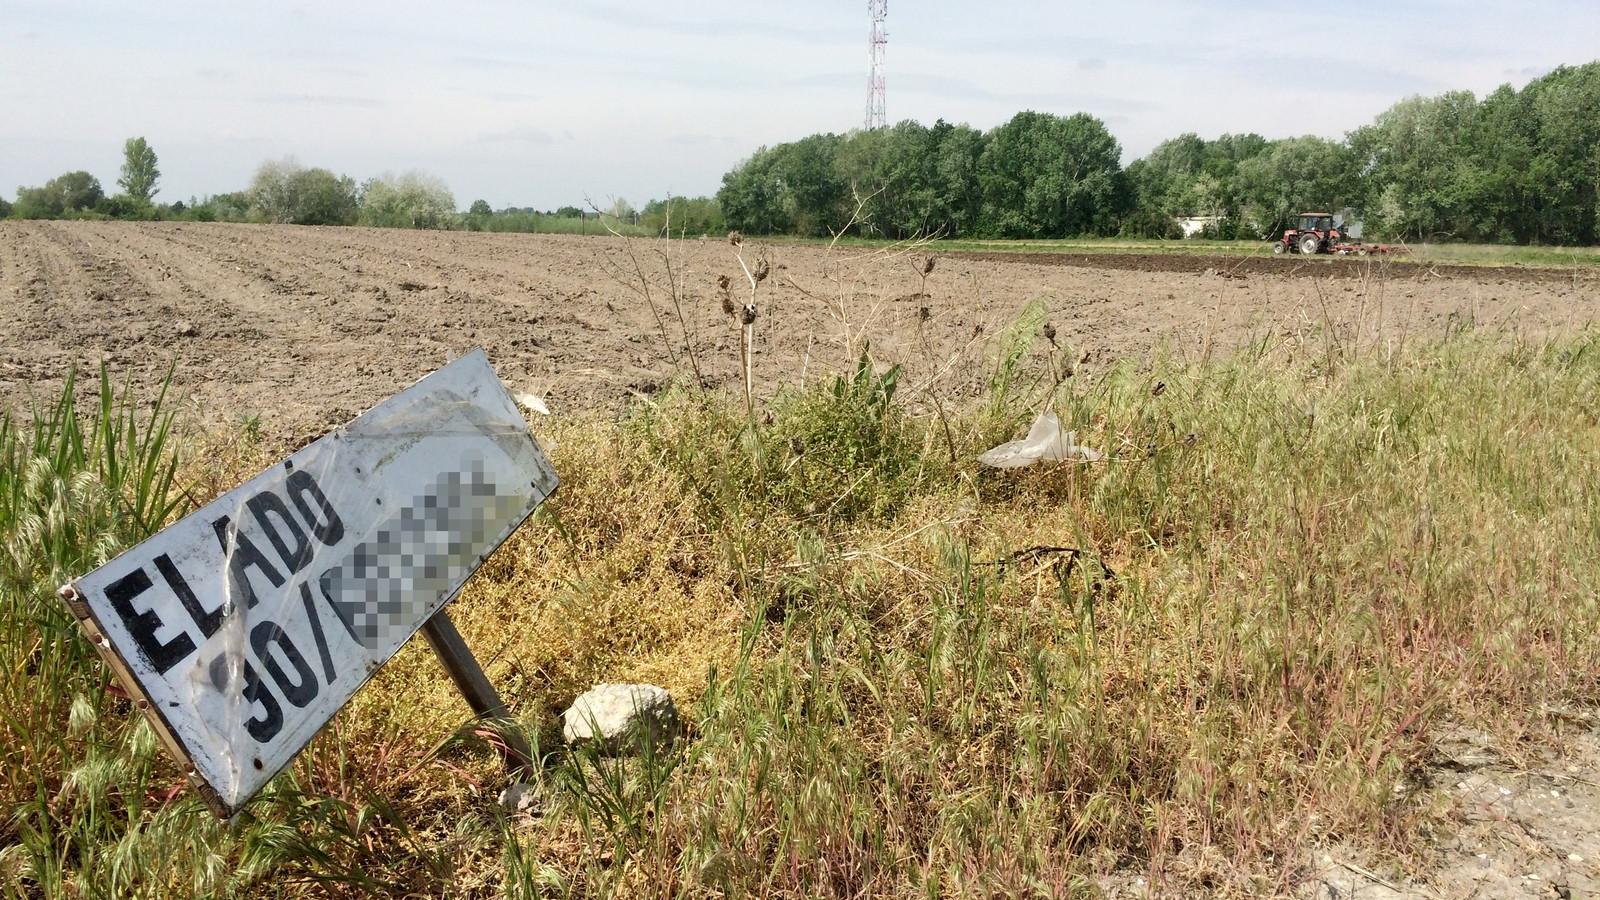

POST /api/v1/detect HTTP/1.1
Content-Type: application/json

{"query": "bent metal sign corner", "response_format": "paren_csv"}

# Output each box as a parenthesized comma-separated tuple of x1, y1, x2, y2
(59, 349, 557, 817)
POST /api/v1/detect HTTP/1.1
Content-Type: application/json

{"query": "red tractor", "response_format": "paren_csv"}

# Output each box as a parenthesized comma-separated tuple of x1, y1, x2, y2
(1273, 212, 1341, 255)
(1272, 211, 1404, 256)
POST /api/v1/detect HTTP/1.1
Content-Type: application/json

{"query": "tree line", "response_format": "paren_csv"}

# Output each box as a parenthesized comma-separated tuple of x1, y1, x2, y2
(6, 141, 721, 236)
(9, 61, 1597, 245)
(717, 61, 1600, 244)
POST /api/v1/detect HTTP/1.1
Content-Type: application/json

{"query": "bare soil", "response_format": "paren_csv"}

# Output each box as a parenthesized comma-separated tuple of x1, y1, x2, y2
(1308, 716, 1600, 899)
(954, 249, 1596, 284)
(2, 222, 1594, 439)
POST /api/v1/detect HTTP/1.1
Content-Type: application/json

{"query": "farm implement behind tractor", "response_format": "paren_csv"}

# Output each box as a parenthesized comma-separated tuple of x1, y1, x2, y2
(1272, 212, 1406, 257)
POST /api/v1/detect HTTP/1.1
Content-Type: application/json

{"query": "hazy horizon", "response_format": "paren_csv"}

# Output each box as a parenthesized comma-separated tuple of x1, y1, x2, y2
(3, 0, 1596, 209)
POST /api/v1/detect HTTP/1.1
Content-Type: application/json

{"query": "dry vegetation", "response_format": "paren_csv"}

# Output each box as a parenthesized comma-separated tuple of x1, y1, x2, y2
(3, 230, 1600, 898)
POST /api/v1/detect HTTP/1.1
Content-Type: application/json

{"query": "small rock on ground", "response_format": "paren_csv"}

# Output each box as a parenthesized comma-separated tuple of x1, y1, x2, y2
(498, 781, 539, 815)
(561, 683, 678, 754)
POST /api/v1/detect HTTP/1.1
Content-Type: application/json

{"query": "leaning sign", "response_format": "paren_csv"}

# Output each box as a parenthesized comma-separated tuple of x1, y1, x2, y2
(59, 350, 557, 817)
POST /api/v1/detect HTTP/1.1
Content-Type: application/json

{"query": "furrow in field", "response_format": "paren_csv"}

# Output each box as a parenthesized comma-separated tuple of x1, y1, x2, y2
(4, 221, 1592, 435)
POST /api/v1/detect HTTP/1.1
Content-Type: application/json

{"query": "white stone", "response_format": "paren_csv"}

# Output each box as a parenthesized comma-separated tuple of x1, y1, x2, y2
(498, 781, 538, 815)
(561, 683, 678, 754)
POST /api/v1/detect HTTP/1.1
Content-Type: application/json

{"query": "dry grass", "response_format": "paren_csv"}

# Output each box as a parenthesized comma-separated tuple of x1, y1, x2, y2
(4, 281, 1600, 897)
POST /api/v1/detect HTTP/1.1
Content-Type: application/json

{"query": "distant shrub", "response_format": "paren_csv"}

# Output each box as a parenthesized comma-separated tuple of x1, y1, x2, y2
(640, 195, 724, 236)
(358, 171, 457, 230)
(1119, 208, 1183, 239)
(183, 192, 251, 223)
(13, 171, 104, 219)
(96, 195, 156, 220)
(248, 159, 359, 226)
(461, 209, 649, 237)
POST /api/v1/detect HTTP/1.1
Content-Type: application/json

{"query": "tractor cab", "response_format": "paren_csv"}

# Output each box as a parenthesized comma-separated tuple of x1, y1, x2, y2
(1297, 213, 1335, 233)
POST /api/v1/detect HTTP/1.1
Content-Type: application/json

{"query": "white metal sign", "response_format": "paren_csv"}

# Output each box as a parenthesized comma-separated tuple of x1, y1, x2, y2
(62, 349, 557, 816)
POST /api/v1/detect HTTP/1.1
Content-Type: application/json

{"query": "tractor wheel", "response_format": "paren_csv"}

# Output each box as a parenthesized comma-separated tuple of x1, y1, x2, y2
(1298, 233, 1322, 255)
(1272, 241, 1286, 255)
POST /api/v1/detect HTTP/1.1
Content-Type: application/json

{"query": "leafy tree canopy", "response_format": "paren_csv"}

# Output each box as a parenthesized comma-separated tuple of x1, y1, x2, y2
(118, 136, 160, 203)
(248, 158, 359, 226)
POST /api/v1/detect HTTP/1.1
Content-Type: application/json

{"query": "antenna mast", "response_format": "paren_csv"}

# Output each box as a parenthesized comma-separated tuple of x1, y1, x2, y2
(866, 0, 887, 130)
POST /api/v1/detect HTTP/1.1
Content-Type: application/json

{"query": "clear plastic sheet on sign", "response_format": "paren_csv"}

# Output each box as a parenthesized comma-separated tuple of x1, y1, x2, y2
(978, 411, 1103, 468)
(69, 349, 557, 815)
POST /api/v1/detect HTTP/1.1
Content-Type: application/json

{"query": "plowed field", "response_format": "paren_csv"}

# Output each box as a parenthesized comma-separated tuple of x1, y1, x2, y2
(2, 221, 1593, 433)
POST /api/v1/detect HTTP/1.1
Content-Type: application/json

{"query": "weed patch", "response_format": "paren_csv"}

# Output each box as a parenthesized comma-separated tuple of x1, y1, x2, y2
(5, 329, 1600, 896)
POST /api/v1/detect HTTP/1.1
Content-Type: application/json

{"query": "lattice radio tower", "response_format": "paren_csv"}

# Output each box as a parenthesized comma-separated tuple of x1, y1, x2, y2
(866, 0, 887, 130)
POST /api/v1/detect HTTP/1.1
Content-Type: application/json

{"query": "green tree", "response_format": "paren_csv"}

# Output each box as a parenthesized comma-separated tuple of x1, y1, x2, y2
(711, 67, 1600, 245)
(1130, 133, 1207, 216)
(96, 194, 157, 220)
(52, 171, 104, 212)
(1234, 137, 1360, 235)
(359, 171, 456, 229)
(184, 192, 251, 223)
(248, 159, 358, 226)
(468, 199, 492, 216)
(1123, 132, 1269, 235)
(724, 135, 851, 236)
(1453, 84, 1538, 243)
(1523, 63, 1600, 244)
(776, 134, 848, 236)
(13, 171, 104, 218)
(117, 137, 160, 203)
(842, 121, 939, 238)
(1348, 92, 1477, 240)
(292, 169, 360, 226)
(932, 121, 985, 237)
(718, 145, 794, 234)
(639, 196, 724, 234)
(832, 127, 888, 232)
(977, 111, 1128, 237)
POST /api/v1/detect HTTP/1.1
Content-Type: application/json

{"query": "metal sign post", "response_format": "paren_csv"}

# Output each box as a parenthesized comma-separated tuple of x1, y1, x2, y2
(420, 611, 533, 771)
(60, 349, 556, 817)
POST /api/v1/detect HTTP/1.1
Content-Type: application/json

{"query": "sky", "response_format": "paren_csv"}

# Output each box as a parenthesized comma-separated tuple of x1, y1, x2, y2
(2, 1, 1596, 210)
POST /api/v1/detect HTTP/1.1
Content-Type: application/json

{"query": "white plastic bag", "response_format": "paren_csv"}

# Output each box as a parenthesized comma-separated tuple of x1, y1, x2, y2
(978, 411, 1102, 468)
(513, 392, 550, 416)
